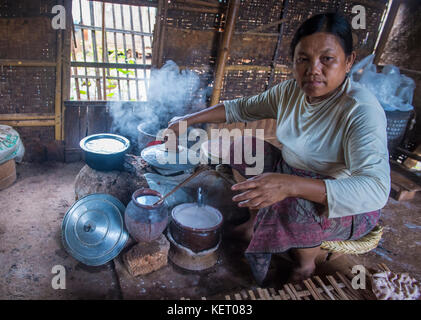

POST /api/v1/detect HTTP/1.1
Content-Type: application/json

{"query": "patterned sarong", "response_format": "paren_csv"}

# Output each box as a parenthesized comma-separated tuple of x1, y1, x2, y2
(228, 136, 380, 285)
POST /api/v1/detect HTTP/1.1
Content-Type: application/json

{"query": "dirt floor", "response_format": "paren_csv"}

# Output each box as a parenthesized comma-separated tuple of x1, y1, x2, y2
(0, 161, 420, 300)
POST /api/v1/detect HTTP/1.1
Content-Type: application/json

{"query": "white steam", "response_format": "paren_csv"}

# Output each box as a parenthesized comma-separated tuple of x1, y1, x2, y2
(109, 60, 209, 144)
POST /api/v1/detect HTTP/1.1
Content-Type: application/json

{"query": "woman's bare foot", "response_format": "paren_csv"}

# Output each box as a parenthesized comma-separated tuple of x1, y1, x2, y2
(288, 263, 316, 283)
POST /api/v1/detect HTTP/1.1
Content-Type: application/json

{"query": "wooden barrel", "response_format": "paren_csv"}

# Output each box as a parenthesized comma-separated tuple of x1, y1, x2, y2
(0, 159, 16, 190)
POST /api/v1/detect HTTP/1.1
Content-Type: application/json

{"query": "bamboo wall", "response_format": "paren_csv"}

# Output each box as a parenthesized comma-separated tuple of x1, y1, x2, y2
(158, 0, 389, 148)
(378, 0, 421, 147)
(0, 0, 71, 161)
(1, 0, 394, 161)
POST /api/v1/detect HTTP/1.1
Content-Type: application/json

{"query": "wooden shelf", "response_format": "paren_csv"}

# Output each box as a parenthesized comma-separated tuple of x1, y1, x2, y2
(0, 59, 56, 67)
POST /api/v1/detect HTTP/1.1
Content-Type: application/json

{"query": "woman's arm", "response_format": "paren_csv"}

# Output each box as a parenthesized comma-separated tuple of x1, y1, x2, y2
(170, 103, 226, 128)
(231, 173, 327, 210)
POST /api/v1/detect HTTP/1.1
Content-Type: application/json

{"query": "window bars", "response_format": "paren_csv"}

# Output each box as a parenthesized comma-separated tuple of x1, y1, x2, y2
(71, 0, 156, 101)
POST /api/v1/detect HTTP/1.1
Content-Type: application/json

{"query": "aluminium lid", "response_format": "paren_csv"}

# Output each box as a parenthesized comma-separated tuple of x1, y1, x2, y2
(61, 193, 128, 266)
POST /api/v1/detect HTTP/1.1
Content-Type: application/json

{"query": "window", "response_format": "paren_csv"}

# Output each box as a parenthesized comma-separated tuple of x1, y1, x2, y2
(71, 0, 156, 101)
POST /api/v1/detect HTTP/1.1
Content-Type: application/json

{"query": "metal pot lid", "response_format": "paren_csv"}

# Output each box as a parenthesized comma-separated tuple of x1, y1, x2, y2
(62, 194, 128, 266)
(141, 143, 197, 171)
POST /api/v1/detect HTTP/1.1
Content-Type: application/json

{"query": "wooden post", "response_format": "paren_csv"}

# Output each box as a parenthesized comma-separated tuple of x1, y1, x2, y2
(61, 0, 73, 140)
(102, 2, 107, 101)
(210, 0, 240, 106)
(155, 0, 169, 68)
(374, 0, 402, 65)
(267, 0, 289, 88)
(55, 28, 63, 140)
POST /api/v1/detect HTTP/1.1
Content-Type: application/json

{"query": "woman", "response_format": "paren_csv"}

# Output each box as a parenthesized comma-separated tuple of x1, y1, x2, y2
(165, 13, 390, 284)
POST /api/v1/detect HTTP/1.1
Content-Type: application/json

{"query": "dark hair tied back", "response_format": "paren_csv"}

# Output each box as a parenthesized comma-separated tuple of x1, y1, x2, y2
(290, 12, 353, 59)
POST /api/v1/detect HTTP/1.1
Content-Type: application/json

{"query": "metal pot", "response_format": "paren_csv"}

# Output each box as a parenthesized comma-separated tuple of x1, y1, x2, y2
(169, 203, 223, 253)
(80, 133, 130, 171)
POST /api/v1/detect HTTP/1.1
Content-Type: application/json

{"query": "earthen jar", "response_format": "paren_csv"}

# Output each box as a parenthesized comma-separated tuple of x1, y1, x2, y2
(124, 188, 168, 242)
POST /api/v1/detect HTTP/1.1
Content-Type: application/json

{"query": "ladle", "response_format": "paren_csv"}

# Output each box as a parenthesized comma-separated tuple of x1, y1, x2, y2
(152, 165, 209, 206)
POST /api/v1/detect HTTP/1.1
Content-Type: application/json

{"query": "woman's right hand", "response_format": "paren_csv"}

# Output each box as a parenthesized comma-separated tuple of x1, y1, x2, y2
(162, 115, 190, 151)
(166, 116, 188, 137)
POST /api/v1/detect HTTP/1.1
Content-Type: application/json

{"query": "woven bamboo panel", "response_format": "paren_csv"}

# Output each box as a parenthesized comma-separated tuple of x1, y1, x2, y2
(276, 0, 342, 66)
(181, 264, 400, 300)
(228, 34, 278, 66)
(163, 27, 218, 67)
(166, 4, 225, 31)
(182, 271, 376, 300)
(270, 67, 293, 87)
(17, 126, 55, 142)
(0, 0, 55, 18)
(339, 0, 389, 60)
(0, 16, 56, 60)
(0, 66, 56, 114)
(94, 0, 158, 6)
(235, 0, 284, 33)
(220, 69, 269, 100)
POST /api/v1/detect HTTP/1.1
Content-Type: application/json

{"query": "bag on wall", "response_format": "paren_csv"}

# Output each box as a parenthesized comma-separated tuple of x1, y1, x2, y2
(350, 54, 415, 112)
(0, 125, 25, 165)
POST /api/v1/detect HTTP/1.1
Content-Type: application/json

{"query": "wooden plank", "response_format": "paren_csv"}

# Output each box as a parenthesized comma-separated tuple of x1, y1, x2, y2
(268, 288, 281, 300)
(283, 284, 297, 300)
(169, 4, 220, 14)
(374, 0, 402, 65)
(313, 276, 336, 300)
(210, 0, 240, 106)
(256, 288, 268, 300)
(87, 105, 108, 135)
(278, 289, 289, 300)
(79, 105, 88, 144)
(390, 160, 421, 187)
(262, 288, 273, 300)
(0, 119, 55, 127)
(294, 284, 309, 300)
(62, 0, 72, 141)
(0, 113, 55, 120)
(240, 290, 248, 300)
(247, 290, 256, 300)
(303, 279, 323, 300)
(234, 293, 242, 300)
(55, 25, 63, 140)
(0, 59, 56, 67)
(176, 0, 221, 8)
(326, 275, 349, 300)
(391, 170, 421, 191)
(335, 272, 364, 300)
(64, 105, 81, 162)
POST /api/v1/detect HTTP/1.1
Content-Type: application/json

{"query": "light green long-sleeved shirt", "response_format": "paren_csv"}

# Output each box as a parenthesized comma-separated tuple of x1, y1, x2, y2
(223, 77, 391, 219)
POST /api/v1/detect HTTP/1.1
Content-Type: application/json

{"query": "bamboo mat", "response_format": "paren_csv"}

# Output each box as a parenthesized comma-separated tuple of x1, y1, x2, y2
(180, 263, 392, 300)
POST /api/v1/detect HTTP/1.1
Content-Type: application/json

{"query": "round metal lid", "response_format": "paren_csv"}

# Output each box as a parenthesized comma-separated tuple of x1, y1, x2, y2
(62, 194, 128, 266)
(141, 144, 197, 171)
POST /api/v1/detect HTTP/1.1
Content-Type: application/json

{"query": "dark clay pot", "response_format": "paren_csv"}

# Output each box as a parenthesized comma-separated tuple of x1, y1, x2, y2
(170, 203, 223, 253)
(124, 188, 168, 242)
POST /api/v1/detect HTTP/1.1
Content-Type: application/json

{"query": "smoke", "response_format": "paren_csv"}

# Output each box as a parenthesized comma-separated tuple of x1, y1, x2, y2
(109, 60, 209, 146)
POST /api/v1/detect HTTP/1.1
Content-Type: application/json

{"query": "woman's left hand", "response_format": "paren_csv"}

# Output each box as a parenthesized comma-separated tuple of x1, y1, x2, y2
(231, 173, 297, 210)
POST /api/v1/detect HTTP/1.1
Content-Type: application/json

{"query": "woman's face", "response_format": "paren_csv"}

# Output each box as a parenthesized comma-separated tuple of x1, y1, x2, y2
(292, 32, 356, 100)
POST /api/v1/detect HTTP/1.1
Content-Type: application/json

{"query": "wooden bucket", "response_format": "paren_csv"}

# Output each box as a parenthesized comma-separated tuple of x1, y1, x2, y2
(0, 159, 16, 190)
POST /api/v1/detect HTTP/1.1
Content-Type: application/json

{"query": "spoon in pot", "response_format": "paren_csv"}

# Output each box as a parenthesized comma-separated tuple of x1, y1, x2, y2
(152, 165, 209, 206)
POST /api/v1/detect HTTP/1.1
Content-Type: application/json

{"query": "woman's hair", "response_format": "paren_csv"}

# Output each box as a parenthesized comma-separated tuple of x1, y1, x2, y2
(290, 12, 353, 59)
